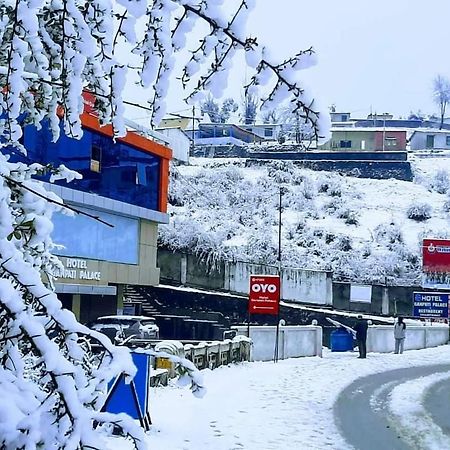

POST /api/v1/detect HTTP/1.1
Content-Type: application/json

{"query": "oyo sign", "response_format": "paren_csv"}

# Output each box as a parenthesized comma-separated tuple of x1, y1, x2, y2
(248, 275, 280, 315)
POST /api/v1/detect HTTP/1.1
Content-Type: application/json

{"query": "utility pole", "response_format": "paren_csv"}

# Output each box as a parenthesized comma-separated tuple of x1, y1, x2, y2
(274, 187, 283, 363)
(278, 187, 282, 266)
(191, 105, 195, 157)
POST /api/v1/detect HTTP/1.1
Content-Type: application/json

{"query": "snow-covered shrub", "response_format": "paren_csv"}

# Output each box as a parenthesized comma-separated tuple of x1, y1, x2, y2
(336, 236, 353, 252)
(406, 201, 432, 221)
(443, 195, 450, 212)
(323, 197, 343, 214)
(328, 179, 344, 197)
(429, 169, 450, 194)
(300, 177, 317, 200)
(374, 222, 403, 245)
(336, 207, 359, 225)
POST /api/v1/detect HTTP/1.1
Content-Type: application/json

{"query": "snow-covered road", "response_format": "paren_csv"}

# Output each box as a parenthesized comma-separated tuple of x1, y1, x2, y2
(335, 364, 450, 450)
(110, 345, 450, 450)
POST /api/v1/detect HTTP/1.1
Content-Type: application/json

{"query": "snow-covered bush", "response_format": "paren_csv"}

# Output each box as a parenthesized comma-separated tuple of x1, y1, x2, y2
(406, 201, 433, 221)
(443, 195, 450, 212)
(374, 222, 403, 245)
(429, 169, 450, 194)
(336, 206, 359, 225)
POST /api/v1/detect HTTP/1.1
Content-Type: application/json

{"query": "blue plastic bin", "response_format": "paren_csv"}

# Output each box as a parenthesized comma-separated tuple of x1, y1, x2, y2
(330, 328, 354, 352)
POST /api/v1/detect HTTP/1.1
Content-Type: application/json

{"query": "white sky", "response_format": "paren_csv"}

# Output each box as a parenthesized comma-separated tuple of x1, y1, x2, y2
(125, 1, 450, 123)
(244, 0, 450, 119)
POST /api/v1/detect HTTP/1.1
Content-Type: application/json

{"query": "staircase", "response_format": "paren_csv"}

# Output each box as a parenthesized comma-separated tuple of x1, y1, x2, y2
(124, 285, 230, 341)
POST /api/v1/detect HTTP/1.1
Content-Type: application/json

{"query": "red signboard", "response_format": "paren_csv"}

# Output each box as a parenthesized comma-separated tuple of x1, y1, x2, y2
(248, 275, 280, 315)
(423, 239, 450, 273)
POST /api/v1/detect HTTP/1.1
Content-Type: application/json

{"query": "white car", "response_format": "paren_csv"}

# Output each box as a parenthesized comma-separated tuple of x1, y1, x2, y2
(90, 315, 159, 341)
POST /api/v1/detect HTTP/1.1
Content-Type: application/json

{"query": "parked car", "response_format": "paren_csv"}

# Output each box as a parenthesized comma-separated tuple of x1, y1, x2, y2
(89, 315, 159, 342)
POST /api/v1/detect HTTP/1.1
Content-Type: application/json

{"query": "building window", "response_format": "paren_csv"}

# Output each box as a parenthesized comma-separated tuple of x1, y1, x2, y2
(385, 137, 397, 147)
(446, 136, 450, 146)
(340, 140, 352, 148)
(90, 144, 101, 173)
(426, 135, 435, 149)
(341, 115, 348, 122)
(264, 127, 273, 137)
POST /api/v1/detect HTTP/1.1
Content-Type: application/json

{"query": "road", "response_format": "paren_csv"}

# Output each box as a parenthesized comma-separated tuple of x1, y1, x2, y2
(334, 364, 450, 450)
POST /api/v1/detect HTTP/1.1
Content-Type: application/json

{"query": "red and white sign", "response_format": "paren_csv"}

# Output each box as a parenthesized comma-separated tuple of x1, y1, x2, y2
(423, 239, 450, 273)
(248, 275, 280, 315)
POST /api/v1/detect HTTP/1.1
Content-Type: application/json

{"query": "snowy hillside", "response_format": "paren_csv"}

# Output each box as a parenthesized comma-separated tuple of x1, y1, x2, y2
(160, 154, 450, 286)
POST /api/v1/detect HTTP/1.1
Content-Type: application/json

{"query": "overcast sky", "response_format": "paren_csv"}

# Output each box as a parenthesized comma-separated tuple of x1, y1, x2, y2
(245, 0, 450, 119)
(126, 1, 450, 123)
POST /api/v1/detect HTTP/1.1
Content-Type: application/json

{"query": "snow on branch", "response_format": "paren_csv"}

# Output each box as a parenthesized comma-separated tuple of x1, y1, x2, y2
(0, 0, 329, 146)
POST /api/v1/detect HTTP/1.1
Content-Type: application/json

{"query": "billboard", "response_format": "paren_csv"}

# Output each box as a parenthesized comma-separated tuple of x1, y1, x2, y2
(413, 292, 450, 318)
(422, 239, 450, 273)
(248, 275, 280, 315)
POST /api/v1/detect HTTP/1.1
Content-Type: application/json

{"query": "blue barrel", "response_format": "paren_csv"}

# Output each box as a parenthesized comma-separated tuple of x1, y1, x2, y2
(330, 328, 354, 352)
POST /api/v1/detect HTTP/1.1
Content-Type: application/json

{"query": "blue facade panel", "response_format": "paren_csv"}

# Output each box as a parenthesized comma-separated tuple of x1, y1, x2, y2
(14, 123, 161, 211)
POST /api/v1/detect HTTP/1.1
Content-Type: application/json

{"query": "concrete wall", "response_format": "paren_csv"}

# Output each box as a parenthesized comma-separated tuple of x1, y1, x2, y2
(233, 325, 323, 361)
(332, 283, 445, 317)
(373, 131, 407, 151)
(227, 261, 332, 305)
(321, 130, 376, 151)
(233, 325, 447, 361)
(158, 249, 332, 305)
(367, 325, 449, 353)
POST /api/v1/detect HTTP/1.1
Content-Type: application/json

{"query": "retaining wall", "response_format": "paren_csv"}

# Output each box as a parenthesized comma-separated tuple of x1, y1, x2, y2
(367, 325, 449, 353)
(233, 325, 323, 361)
(233, 324, 447, 361)
(158, 249, 332, 305)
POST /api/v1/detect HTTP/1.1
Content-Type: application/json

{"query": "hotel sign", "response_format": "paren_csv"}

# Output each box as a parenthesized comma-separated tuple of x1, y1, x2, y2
(57, 258, 102, 281)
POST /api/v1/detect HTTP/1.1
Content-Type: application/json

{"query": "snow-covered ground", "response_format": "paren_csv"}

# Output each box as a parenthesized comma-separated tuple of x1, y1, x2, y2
(109, 345, 450, 450)
(162, 154, 450, 285)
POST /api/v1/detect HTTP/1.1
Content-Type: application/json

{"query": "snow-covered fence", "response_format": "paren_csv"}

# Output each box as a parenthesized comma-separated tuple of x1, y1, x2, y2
(233, 325, 323, 361)
(367, 325, 449, 353)
(184, 337, 251, 370)
(225, 261, 332, 305)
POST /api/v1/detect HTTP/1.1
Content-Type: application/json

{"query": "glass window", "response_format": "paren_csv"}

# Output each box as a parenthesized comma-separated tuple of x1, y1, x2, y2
(264, 127, 273, 137)
(339, 140, 351, 148)
(52, 206, 139, 264)
(426, 135, 435, 149)
(19, 123, 161, 211)
(446, 136, 450, 146)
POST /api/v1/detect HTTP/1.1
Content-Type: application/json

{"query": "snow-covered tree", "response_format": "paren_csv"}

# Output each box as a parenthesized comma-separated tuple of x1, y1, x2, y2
(433, 75, 450, 130)
(0, 0, 329, 447)
(220, 98, 239, 123)
(242, 91, 258, 125)
(200, 94, 220, 122)
(200, 95, 238, 123)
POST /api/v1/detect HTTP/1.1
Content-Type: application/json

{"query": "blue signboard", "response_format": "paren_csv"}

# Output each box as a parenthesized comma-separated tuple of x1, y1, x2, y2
(413, 292, 450, 318)
(105, 352, 150, 423)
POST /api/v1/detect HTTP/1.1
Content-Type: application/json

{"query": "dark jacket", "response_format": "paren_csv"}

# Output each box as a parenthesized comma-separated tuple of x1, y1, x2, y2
(354, 319, 368, 340)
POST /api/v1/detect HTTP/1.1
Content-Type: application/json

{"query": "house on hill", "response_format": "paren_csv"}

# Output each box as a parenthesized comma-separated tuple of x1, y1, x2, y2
(409, 129, 450, 150)
(320, 127, 407, 152)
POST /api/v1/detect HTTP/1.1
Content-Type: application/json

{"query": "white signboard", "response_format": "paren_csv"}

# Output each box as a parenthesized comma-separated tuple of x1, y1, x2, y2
(350, 285, 372, 303)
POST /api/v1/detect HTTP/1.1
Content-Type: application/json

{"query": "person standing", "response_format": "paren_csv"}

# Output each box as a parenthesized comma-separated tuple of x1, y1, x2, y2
(394, 317, 406, 354)
(354, 315, 368, 358)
